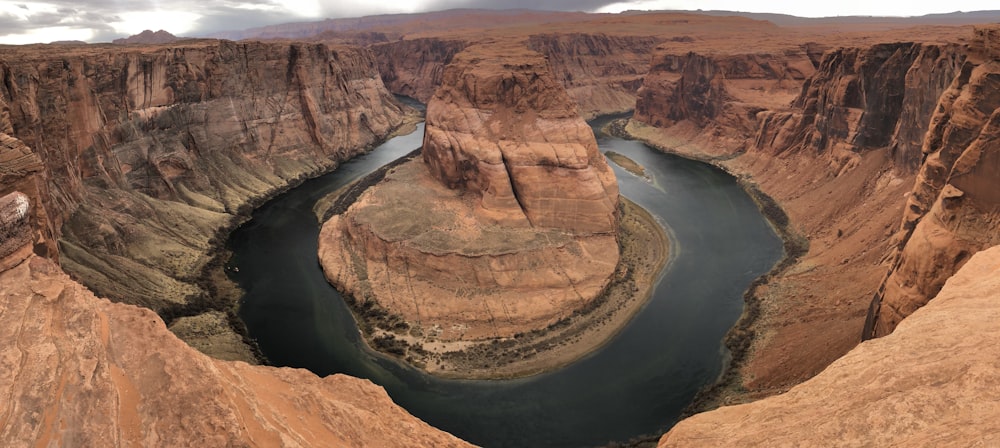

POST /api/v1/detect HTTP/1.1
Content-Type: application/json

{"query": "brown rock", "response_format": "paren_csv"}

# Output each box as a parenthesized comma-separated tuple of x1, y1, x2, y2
(661, 244, 1000, 447)
(320, 43, 620, 344)
(371, 38, 468, 102)
(867, 27, 1000, 337)
(421, 44, 619, 233)
(0, 254, 472, 448)
(112, 30, 181, 45)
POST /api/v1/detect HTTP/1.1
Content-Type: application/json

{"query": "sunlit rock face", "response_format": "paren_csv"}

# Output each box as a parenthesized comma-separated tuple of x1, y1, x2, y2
(867, 27, 1000, 337)
(320, 43, 621, 342)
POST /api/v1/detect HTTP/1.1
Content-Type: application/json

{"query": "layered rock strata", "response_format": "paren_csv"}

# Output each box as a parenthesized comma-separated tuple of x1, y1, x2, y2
(0, 195, 470, 448)
(626, 39, 970, 397)
(526, 33, 661, 119)
(372, 33, 660, 120)
(866, 27, 1000, 337)
(0, 41, 405, 316)
(633, 48, 817, 158)
(320, 44, 620, 345)
(661, 244, 1000, 447)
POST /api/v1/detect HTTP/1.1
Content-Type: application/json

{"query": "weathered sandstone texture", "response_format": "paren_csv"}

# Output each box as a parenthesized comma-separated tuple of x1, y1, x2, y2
(661, 244, 1000, 447)
(0, 41, 405, 315)
(320, 44, 620, 344)
(526, 33, 661, 119)
(0, 196, 471, 448)
(866, 27, 1000, 337)
(371, 38, 468, 103)
(372, 33, 660, 119)
(633, 48, 817, 158)
(626, 39, 969, 399)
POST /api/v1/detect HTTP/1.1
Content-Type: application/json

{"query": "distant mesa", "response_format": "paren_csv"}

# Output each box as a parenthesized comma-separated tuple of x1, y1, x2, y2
(112, 29, 180, 45)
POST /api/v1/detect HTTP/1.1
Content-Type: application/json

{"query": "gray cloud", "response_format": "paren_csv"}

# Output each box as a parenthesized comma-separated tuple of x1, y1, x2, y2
(1, 0, 638, 43)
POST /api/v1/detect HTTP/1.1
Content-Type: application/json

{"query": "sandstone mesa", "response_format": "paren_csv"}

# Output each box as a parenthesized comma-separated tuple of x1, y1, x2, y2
(319, 43, 621, 345)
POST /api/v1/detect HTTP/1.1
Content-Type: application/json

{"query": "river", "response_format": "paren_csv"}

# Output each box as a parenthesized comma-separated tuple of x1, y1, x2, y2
(229, 115, 783, 447)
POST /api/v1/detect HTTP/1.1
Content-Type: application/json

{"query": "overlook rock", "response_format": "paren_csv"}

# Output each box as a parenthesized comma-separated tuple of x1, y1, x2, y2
(319, 44, 620, 348)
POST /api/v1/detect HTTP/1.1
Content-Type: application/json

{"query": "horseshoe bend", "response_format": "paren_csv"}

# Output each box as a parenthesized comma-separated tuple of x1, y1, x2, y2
(1, 9, 1000, 448)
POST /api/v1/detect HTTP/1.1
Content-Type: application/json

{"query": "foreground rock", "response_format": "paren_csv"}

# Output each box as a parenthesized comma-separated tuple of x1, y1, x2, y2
(661, 244, 1000, 446)
(320, 43, 621, 371)
(0, 196, 470, 448)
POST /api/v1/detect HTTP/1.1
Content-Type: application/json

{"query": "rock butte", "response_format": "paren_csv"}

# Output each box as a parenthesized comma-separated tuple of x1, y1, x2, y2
(319, 43, 621, 343)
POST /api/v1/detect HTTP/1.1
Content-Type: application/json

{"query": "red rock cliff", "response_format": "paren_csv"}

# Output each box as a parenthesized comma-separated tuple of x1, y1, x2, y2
(0, 41, 405, 312)
(371, 38, 468, 102)
(633, 47, 816, 158)
(866, 27, 1000, 337)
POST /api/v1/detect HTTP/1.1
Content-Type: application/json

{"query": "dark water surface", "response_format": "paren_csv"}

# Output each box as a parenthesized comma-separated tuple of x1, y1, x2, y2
(231, 116, 783, 447)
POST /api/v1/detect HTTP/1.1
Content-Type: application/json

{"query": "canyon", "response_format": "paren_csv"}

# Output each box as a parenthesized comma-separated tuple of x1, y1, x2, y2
(0, 9, 998, 447)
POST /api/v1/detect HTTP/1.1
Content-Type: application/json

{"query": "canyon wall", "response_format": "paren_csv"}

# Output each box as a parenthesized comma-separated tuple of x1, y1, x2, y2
(626, 39, 970, 397)
(0, 195, 469, 447)
(372, 33, 660, 119)
(371, 38, 467, 103)
(632, 47, 817, 158)
(0, 41, 405, 315)
(526, 33, 661, 119)
(866, 27, 1000, 337)
(320, 44, 620, 347)
(660, 244, 1000, 447)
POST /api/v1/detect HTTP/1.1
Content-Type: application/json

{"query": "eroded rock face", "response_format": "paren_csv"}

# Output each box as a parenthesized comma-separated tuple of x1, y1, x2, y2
(373, 33, 660, 119)
(633, 48, 816, 157)
(0, 253, 471, 447)
(661, 245, 1000, 447)
(422, 46, 619, 233)
(320, 44, 620, 342)
(866, 27, 1000, 337)
(371, 38, 468, 103)
(0, 41, 405, 311)
(753, 43, 964, 174)
(526, 33, 661, 119)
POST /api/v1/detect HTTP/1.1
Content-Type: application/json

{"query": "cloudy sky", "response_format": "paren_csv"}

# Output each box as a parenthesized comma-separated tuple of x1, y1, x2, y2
(0, 0, 997, 45)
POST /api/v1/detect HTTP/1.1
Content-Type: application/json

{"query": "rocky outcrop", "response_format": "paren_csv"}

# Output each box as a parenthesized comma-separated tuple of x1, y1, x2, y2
(320, 44, 619, 348)
(421, 44, 619, 233)
(112, 30, 180, 45)
(526, 33, 661, 119)
(866, 27, 1000, 337)
(661, 244, 1000, 447)
(633, 48, 816, 158)
(0, 128, 57, 261)
(0, 41, 405, 314)
(753, 43, 965, 173)
(0, 195, 470, 447)
(371, 38, 467, 103)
